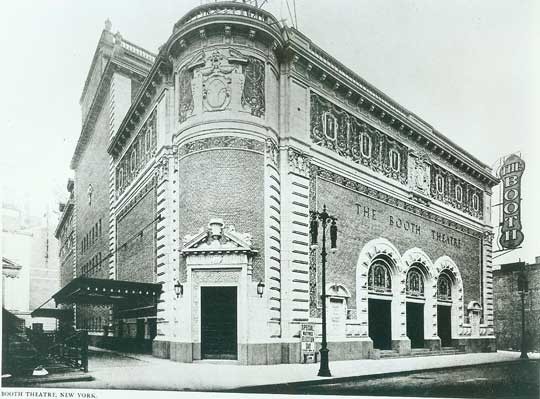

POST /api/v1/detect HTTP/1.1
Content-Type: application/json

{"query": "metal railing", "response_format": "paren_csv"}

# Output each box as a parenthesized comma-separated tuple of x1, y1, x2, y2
(26, 329, 89, 372)
(49, 331, 89, 372)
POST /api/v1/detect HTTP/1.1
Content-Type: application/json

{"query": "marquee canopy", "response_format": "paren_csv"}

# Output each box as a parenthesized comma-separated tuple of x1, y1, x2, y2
(52, 277, 162, 306)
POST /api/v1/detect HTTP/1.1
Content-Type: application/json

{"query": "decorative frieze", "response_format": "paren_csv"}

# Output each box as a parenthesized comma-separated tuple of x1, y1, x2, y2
(177, 136, 264, 159)
(430, 163, 484, 219)
(115, 111, 157, 196)
(310, 93, 408, 185)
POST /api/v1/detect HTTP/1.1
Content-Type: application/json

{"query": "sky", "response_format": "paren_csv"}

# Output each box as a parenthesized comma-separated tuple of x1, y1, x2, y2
(0, 0, 538, 264)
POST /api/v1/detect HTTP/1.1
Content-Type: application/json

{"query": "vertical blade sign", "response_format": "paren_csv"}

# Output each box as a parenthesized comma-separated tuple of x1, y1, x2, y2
(498, 154, 525, 249)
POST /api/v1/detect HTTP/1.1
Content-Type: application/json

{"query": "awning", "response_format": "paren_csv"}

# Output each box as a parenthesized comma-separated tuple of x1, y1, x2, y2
(31, 308, 73, 319)
(52, 277, 162, 306)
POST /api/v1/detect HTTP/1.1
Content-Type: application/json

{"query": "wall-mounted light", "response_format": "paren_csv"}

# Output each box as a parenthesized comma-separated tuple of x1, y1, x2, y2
(257, 281, 265, 298)
(174, 281, 183, 298)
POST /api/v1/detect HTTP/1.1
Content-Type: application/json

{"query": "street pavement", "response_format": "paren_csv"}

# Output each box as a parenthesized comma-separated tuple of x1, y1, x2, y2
(36, 348, 539, 392)
(249, 360, 540, 398)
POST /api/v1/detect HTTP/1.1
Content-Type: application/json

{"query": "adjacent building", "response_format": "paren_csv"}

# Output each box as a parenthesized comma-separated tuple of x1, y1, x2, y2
(2, 203, 60, 331)
(494, 258, 540, 353)
(54, 2, 499, 364)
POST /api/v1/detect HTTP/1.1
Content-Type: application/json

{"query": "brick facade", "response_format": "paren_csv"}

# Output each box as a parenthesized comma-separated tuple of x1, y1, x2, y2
(315, 176, 482, 310)
(494, 261, 540, 352)
(116, 183, 157, 283)
(177, 148, 265, 282)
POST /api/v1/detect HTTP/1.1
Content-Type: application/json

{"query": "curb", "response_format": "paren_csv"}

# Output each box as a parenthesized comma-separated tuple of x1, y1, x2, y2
(2, 372, 94, 387)
(230, 359, 535, 392)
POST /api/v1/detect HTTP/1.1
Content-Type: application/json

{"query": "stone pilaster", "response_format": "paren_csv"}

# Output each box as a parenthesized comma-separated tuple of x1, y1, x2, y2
(154, 147, 177, 340)
(482, 230, 495, 335)
(264, 138, 282, 338)
(280, 147, 311, 339)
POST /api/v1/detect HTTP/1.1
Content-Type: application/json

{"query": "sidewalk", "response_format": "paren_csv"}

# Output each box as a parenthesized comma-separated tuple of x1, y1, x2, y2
(43, 349, 539, 391)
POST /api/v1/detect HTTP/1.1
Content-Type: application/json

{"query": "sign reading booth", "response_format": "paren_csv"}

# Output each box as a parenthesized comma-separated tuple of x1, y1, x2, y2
(499, 154, 525, 249)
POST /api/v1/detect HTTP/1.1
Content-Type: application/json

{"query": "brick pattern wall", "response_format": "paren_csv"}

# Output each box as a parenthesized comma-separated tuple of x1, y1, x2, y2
(178, 147, 265, 282)
(75, 91, 112, 329)
(494, 264, 540, 352)
(116, 184, 157, 283)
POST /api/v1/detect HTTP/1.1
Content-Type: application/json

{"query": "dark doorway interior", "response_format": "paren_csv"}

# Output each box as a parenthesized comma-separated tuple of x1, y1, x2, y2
(407, 302, 425, 348)
(437, 305, 452, 347)
(136, 319, 145, 340)
(368, 298, 392, 350)
(201, 286, 237, 360)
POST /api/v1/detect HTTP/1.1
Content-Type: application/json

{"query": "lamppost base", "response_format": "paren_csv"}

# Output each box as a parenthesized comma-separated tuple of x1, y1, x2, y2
(318, 348, 331, 377)
(520, 352, 529, 360)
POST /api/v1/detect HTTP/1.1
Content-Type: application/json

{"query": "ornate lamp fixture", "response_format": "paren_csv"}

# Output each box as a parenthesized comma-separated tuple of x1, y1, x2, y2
(257, 281, 265, 298)
(310, 204, 338, 377)
(174, 281, 183, 298)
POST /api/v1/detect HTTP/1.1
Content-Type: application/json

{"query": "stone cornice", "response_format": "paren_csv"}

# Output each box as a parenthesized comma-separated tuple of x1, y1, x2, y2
(54, 199, 74, 239)
(285, 28, 499, 188)
(107, 53, 172, 158)
(71, 41, 153, 169)
(167, 1, 283, 60)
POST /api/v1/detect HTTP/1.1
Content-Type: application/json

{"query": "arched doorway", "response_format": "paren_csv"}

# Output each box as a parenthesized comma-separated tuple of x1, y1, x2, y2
(434, 256, 464, 348)
(406, 265, 425, 348)
(368, 257, 393, 350)
(437, 272, 453, 347)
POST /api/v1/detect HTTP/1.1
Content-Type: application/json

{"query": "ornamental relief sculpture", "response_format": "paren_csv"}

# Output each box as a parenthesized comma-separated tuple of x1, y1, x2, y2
(177, 48, 265, 123)
(310, 93, 408, 185)
(408, 150, 431, 196)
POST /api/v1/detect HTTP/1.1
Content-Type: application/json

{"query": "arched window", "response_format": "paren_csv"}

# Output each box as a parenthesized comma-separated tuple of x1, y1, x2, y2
(472, 193, 479, 211)
(368, 259, 392, 293)
(437, 273, 452, 301)
(390, 150, 400, 171)
(361, 134, 371, 158)
(406, 266, 424, 297)
(455, 184, 463, 203)
(436, 175, 444, 194)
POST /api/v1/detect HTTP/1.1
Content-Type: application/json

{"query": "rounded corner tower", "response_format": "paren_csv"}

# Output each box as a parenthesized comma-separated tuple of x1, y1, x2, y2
(150, 1, 288, 364)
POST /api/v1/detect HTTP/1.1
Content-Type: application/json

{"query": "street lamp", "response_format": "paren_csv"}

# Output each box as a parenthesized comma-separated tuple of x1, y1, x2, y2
(517, 271, 529, 359)
(310, 204, 338, 377)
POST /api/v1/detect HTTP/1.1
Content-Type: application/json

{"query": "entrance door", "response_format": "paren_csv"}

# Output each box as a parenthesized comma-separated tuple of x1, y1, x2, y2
(368, 299, 392, 350)
(136, 319, 145, 340)
(406, 302, 424, 348)
(437, 305, 452, 347)
(201, 286, 237, 360)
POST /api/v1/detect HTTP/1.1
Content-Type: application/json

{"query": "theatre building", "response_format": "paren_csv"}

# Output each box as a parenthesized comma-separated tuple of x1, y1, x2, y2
(55, 2, 500, 364)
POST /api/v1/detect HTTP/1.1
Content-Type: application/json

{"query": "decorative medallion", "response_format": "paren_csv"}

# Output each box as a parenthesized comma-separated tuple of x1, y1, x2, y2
(409, 150, 431, 196)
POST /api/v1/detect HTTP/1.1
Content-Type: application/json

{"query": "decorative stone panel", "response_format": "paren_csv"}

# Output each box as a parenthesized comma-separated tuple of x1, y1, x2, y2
(310, 92, 408, 185)
(430, 163, 484, 220)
